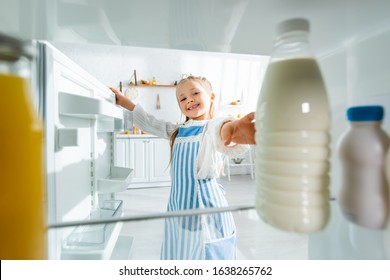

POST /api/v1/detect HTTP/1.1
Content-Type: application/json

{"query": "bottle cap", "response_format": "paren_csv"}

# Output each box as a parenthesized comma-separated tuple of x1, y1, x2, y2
(276, 18, 310, 36)
(347, 105, 384, 121)
(0, 33, 35, 61)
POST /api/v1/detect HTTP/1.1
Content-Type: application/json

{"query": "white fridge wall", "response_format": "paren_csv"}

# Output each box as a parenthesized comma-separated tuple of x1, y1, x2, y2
(311, 20, 390, 259)
(50, 42, 268, 121)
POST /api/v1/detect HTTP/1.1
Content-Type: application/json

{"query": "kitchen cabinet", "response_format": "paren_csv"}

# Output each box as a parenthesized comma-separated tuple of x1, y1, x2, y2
(115, 135, 171, 187)
(115, 137, 130, 168)
(148, 138, 172, 182)
(129, 138, 148, 183)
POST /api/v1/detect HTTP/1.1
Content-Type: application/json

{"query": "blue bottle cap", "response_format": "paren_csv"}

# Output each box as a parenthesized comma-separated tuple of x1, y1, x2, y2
(346, 105, 384, 121)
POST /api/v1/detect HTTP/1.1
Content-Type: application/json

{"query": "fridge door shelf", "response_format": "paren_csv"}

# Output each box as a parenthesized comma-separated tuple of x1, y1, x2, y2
(61, 200, 123, 259)
(59, 91, 123, 120)
(97, 166, 133, 193)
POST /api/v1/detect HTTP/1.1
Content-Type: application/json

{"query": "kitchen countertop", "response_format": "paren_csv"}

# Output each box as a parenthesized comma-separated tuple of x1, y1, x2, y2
(115, 133, 159, 139)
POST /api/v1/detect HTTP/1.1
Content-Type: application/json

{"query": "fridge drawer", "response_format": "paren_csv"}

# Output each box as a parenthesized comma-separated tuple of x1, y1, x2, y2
(61, 200, 124, 259)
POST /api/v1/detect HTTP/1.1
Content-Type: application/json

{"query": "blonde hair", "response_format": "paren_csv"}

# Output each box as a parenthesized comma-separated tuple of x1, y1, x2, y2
(176, 75, 213, 95)
(169, 75, 215, 155)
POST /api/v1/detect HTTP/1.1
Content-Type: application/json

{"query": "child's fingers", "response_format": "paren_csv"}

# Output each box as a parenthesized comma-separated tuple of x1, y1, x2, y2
(108, 86, 124, 104)
(244, 112, 255, 123)
(108, 86, 122, 95)
(224, 135, 232, 146)
(248, 112, 255, 122)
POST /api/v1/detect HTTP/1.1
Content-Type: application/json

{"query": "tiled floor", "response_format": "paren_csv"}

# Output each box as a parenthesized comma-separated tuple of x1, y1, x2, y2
(116, 174, 308, 260)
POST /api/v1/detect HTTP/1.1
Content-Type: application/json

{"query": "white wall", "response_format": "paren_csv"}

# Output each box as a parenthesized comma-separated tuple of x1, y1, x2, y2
(52, 42, 269, 124)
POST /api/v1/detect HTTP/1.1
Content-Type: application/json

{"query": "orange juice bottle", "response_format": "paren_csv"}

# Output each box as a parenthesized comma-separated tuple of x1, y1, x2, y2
(0, 34, 47, 259)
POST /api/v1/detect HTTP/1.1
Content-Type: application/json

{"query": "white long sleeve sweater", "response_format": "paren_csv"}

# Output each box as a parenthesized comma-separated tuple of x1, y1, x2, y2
(130, 105, 249, 179)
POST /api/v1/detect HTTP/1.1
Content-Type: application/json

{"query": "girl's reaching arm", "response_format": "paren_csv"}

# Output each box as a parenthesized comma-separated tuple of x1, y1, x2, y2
(220, 112, 256, 146)
(109, 86, 178, 139)
(109, 87, 136, 111)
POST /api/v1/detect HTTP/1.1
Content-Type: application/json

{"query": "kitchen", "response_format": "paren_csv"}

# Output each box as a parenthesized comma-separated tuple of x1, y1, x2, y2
(1, 0, 390, 274)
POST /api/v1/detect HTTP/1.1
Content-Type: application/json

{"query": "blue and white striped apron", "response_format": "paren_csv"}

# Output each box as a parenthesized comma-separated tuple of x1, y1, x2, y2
(160, 123, 236, 260)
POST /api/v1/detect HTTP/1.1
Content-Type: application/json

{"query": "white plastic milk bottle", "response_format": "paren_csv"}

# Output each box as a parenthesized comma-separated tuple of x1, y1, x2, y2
(337, 105, 390, 229)
(255, 18, 331, 233)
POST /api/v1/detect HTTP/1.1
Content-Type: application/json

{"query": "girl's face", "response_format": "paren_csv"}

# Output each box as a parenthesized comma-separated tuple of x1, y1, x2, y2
(176, 80, 215, 121)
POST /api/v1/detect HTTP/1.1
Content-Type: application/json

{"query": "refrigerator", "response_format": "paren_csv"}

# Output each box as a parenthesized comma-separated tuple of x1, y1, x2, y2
(1, 0, 390, 260)
(34, 41, 133, 260)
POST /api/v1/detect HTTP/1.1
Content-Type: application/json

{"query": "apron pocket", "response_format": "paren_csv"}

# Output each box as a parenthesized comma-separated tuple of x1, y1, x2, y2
(205, 233, 236, 260)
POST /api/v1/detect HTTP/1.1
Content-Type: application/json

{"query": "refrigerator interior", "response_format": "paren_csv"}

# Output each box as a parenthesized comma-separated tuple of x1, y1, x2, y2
(311, 14, 390, 259)
(1, 0, 390, 259)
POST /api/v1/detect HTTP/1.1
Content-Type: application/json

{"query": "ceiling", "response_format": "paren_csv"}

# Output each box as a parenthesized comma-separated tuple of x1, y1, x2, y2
(2, 0, 390, 56)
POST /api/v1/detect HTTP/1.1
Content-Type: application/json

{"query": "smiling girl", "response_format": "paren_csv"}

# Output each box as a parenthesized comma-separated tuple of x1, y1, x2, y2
(110, 75, 255, 260)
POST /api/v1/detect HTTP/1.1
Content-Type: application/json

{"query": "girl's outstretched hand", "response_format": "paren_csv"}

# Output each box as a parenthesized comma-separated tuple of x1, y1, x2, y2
(222, 112, 256, 146)
(108, 86, 135, 111)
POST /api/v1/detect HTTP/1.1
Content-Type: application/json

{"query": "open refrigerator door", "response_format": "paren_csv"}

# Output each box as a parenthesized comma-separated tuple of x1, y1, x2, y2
(35, 41, 133, 259)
